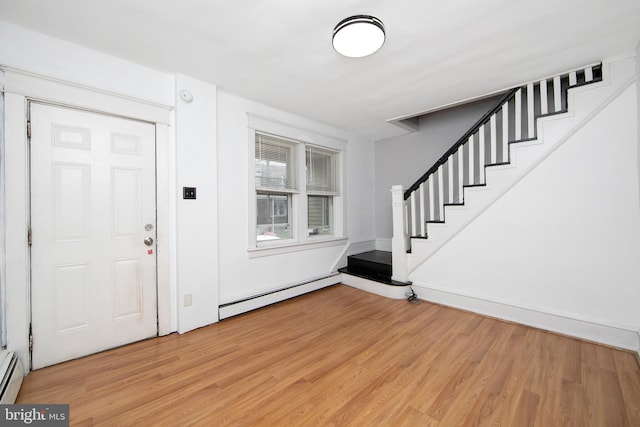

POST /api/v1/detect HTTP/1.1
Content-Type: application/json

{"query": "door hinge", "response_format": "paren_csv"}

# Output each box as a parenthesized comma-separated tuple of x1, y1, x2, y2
(29, 323, 33, 353)
(28, 228, 32, 246)
(27, 121, 31, 139)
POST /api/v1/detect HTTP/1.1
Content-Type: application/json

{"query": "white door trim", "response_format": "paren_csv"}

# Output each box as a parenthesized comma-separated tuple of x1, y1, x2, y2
(1, 67, 171, 124)
(2, 67, 173, 371)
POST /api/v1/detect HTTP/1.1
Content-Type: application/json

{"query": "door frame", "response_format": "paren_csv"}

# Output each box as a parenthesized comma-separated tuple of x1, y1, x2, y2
(2, 67, 173, 371)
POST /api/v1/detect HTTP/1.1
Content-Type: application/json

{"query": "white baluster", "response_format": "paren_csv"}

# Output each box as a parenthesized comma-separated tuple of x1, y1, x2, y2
(553, 75, 562, 112)
(438, 164, 444, 220)
(428, 177, 435, 221)
(419, 182, 426, 237)
(585, 66, 594, 82)
(540, 79, 548, 115)
(478, 126, 485, 184)
(502, 104, 509, 162)
(490, 114, 497, 164)
(527, 83, 535, 138)
(410, 192, 417, 236)
(569, 71, 577, 86)
(514, 89, 522, 141)
(447, 155, 454, 204)
(404, 202, 409, 236)
(457, 148, 464, 202)
(468, 135, 474, 185)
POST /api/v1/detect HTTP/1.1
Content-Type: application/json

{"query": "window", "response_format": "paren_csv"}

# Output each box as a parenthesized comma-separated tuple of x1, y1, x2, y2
(255, 133, 296, 191)
(308, 195, 332, 235)
(306, 147, 336, 193)
(306, 146, 338, 236)
(255, 133, 297, 241)
(252, 129, 342, 248)
(257, 193, 291, 240)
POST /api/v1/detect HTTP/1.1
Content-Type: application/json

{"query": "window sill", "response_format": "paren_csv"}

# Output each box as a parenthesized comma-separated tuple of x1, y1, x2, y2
(247, 237, 348, 258)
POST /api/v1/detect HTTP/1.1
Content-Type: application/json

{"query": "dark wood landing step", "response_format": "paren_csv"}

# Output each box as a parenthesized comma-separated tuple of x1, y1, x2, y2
(339, 250, 411, 286)
(347, 250, 391, 276)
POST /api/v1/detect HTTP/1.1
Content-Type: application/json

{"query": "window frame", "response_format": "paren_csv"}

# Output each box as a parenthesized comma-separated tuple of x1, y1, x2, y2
(247, 114, 347, 257)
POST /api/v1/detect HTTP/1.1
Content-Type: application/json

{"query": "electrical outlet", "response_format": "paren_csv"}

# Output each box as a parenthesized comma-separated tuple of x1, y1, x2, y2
(184, 294, 192, 307)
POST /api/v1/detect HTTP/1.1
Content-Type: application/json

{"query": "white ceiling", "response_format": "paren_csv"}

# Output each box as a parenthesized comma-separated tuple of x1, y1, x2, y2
(1, 0, 639, 141)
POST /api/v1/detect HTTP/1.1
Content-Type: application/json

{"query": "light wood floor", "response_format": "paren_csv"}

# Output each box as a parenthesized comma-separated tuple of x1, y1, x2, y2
(17, 285, 640, 426)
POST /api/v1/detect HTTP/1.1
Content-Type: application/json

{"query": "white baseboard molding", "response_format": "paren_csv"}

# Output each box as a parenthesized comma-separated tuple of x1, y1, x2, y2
(341, 273, 411, 300)
(219, 274, 341, 320)
(412, 284, 640, 352)
(0, 352, 24, 404)
(375, 238, 392, 252)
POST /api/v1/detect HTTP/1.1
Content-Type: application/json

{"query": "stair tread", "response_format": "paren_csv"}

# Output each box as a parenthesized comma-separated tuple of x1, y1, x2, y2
(348, 250, 391, 265)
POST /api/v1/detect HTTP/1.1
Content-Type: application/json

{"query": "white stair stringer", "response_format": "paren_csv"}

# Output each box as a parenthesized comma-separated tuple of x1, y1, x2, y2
(407, 57, 636, 274)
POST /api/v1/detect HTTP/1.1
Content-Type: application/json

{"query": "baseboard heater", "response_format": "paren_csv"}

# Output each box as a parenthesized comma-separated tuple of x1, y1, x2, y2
(219, 273, 341, 320)
(0, 352, 24, 404)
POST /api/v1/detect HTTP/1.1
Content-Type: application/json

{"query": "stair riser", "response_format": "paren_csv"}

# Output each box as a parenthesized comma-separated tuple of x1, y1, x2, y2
(347, 258, 392, 277)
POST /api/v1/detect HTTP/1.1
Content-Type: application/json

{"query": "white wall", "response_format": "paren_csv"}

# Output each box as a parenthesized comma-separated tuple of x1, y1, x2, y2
(217, 91, 376, 304)
(175, 75, 219, 333)
(374, 97, 501, 239)
(410, 64, 640, 350)
(0, 21, 173, 106)
(637, 43, 640, 206)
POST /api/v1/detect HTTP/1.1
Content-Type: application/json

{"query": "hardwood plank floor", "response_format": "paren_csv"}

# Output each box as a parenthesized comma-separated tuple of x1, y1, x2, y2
(16, 285, 640, 426)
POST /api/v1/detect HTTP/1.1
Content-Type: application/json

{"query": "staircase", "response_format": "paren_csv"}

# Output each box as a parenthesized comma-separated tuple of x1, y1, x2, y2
(341, 60, 629, 295)
(390, 59, 639, 282)
(403, 63, 602, 235)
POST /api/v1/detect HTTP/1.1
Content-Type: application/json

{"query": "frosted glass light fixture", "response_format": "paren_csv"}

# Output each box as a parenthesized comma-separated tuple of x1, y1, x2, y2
(332, 15, 385, 58)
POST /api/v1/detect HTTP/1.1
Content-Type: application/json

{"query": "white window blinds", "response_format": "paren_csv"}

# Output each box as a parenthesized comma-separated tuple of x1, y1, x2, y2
(306, 146, 337, 193)
(255, 133, 297, 191)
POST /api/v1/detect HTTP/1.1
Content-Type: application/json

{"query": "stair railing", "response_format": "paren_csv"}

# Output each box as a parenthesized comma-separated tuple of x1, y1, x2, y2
(402, 63, 601, 239)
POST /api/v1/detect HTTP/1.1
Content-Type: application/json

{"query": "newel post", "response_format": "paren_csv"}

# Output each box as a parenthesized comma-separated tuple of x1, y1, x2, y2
(391, 185, 409, 282)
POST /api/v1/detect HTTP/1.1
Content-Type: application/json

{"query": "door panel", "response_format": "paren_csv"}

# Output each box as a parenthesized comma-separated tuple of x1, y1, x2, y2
(30, 103, 158, 369)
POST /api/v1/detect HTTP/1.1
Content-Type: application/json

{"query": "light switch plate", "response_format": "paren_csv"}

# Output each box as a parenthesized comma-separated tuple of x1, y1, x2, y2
(183, 187, 196, 199)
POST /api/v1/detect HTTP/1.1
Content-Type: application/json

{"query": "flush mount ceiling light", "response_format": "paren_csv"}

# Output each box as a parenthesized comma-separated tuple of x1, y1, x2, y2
(332, 15, 385, 58)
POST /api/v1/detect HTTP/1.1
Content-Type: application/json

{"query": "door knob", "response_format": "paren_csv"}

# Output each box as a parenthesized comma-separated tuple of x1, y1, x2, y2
(144, 237, 154, 246)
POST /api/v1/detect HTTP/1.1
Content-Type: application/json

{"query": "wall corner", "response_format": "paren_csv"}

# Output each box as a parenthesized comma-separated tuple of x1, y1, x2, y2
(175, 74, 219, 333)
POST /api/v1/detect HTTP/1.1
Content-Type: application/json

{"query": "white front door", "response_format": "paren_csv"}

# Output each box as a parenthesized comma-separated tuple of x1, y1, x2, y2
(29, 103, 158, 369)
